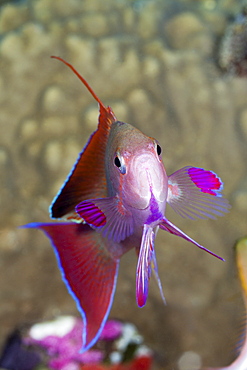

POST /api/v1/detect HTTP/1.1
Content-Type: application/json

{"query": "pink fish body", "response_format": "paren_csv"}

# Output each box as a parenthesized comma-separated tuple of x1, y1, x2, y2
(24, 57, 230, 351)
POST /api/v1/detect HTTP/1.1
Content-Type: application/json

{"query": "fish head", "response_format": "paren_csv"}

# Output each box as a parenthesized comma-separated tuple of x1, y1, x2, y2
(106, 121, 168, 209)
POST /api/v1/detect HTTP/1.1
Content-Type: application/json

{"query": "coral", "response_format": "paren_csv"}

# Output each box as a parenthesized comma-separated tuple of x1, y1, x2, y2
(219, 6, 247, 76)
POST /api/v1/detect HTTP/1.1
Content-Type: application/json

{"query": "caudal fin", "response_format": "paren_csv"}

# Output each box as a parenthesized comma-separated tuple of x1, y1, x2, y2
(22, 222, 119, 352)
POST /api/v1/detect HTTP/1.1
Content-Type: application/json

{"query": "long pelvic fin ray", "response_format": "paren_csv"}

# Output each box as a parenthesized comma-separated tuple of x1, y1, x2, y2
(136, 224, 166, 307)
(160, 218, 225, 261)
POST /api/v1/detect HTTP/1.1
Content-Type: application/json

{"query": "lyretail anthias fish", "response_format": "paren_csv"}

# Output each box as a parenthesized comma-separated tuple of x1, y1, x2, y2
(24, 57, 230, 352)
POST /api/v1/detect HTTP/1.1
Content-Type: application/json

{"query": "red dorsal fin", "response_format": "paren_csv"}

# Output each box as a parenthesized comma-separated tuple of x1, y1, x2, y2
(50, 56, 117, 219)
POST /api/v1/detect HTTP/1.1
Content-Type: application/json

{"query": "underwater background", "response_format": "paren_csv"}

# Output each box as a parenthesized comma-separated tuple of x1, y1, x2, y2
(1, 0, 247, 369)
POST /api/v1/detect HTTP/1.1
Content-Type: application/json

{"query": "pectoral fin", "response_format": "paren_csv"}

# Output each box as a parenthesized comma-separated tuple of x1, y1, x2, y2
(76, 197, 134, 243)
(167, 166, 230, 220)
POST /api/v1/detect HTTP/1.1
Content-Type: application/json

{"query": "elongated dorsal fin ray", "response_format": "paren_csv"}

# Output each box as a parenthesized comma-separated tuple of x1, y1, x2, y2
(51, 56, 106, 111)
(50, 56, 117, 218)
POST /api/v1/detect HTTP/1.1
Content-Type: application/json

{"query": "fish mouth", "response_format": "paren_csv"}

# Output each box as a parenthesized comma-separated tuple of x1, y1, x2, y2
(123, 152, 167, 209)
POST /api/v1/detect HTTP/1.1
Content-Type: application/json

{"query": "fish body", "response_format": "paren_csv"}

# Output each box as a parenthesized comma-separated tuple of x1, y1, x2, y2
(81, 120, 168, 242)
(23, 57, 230, 352)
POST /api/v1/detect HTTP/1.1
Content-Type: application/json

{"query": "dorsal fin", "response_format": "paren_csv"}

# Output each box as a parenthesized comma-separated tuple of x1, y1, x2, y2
(50, 56, 117, 219)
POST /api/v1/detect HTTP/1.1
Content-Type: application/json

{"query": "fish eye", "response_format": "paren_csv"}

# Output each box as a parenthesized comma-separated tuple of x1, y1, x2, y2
(114, 156, 121, 168)
(114, 155, 126, 174)
(156, 144, 162, 156)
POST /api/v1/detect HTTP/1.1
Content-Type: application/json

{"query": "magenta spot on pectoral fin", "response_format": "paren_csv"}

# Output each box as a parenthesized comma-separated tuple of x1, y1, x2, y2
(76, 200, 106, 227)
(167, 166, 230, 220)
(188, 167, 223, 196)
(76, 197, 134, 243)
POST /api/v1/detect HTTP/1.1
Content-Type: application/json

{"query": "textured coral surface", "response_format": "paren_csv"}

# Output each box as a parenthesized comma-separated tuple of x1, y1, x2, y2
(1, 0, 247, 369)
